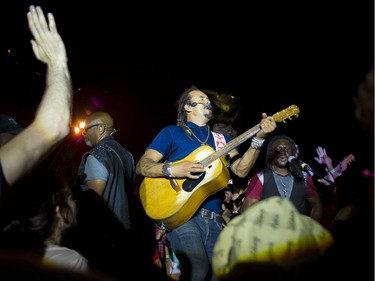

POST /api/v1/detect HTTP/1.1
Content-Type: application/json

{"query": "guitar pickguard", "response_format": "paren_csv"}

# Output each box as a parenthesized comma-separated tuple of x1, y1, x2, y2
(182, 172, 206, 192)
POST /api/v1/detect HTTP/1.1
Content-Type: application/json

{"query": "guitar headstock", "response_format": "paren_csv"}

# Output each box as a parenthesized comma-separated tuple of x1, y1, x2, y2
(273, 105, 300, 123)
(343, 154, 355, 165)
(340, 154, 356, 172)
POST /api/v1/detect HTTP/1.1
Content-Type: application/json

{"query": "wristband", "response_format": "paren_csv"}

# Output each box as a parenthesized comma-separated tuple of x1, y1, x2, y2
(250, 137, 265, 150)
(162, 161, 174, 178)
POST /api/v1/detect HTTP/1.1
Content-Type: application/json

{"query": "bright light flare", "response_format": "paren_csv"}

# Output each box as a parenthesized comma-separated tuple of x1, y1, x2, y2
(73, 121, 86, 135)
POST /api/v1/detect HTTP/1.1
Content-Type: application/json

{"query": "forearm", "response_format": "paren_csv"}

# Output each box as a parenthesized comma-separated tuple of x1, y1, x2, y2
(27, 6, 72, 142)
(323, 163, 342, 182)
(0, 126, 58, 185)
(136, 157, 164, 177)
(330, 162, 343, 177)
(230, 147, 261, 178)
(34, 64, 72, 142)
(4, 64, 73, 184)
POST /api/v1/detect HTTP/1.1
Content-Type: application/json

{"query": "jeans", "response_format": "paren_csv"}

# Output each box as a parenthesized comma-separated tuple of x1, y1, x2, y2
(167, 212, 222, 281)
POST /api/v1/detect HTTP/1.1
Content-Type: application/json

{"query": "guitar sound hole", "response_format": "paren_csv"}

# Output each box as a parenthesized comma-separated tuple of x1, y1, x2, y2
(183, 171, 205, 192)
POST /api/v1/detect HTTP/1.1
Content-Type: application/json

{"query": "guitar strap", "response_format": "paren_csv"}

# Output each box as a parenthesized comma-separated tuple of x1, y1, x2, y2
(211, 132, 226, 151)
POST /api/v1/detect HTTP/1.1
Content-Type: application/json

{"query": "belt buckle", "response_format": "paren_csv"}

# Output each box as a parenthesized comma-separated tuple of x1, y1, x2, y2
(200, 208, 222, 223)
(202, 208, 214, 220)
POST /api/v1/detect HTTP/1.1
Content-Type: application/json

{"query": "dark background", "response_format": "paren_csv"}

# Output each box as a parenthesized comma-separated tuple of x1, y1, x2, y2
(1, 1, 373, 178)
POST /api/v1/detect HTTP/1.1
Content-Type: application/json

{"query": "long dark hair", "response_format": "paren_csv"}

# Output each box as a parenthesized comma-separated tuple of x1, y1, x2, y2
(176, 85, 199, 126)
(0, 170, 76, 252)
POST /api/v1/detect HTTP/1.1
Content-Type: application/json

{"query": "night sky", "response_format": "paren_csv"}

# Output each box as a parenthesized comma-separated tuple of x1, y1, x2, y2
(1, 1, 373, 176)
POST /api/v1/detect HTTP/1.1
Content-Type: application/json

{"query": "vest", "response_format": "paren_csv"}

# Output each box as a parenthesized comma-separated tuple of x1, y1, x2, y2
(262, 168, 307, 214)
(78, 136, 135, 229)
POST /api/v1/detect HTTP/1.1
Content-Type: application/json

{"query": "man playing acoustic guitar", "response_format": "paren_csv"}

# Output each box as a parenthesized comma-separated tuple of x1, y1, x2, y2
(136, 85, 278, 281)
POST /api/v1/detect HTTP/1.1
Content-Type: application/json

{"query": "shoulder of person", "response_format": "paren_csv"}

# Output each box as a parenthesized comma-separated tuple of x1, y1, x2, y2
(161, 125, 186, 135)
(44, 245, 88, 267)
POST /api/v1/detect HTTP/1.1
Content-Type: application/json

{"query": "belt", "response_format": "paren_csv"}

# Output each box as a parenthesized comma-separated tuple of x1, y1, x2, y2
(198, 208, 224, 223)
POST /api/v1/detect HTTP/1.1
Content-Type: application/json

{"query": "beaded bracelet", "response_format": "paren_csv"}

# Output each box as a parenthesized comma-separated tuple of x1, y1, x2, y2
(250, 137, 265, 150)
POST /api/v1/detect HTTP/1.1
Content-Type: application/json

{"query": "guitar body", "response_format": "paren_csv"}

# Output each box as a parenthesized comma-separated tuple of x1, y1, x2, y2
(140, 145, 230, 230)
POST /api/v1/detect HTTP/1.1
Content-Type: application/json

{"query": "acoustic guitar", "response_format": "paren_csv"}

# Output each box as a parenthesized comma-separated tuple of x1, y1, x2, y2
(140, 105, 300, 230)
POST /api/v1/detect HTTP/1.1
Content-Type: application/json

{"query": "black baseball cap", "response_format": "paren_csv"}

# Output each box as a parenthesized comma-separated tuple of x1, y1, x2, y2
(0, 114, 24, 135)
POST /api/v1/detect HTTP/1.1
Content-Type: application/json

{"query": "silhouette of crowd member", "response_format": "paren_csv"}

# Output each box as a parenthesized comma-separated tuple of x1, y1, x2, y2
(0, 5, 72, 195)
(136, 85, 276, 281)
(241, 135, 323, 222)
(313, 146, 356, 228)
(153, 222, 181, 280)
(325, 67, 374, 281)
(353, 67, 374, 207)
(353, 68, 374, 136)
(314, 146, 355, 186)
(221, 185, 236, 225)
(228, 180, 247, 212)
(0, 170, 88, 273)
(327, 166, 374, 280)
(221, 180, 246, 224)
(0, 171, 116, 281)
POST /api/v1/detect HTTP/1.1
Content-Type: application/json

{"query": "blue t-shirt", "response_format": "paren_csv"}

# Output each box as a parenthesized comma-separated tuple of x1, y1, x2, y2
(84, 155, 108, 181)
(81, 155, 109, 191)
(147, 122, 233, 214)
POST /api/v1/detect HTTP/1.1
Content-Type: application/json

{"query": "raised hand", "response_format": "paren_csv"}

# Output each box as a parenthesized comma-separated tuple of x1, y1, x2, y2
(314, 146, 333, 168)
(27, 6, 67, 67)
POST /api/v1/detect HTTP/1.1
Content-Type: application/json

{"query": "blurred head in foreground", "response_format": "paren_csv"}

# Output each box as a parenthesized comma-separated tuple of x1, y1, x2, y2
(213, 196, 334, 281)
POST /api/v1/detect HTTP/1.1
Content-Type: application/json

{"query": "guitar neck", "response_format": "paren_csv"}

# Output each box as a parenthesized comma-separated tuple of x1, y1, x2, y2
(199, 104, 300, 167)
(200, 124, 261, 167)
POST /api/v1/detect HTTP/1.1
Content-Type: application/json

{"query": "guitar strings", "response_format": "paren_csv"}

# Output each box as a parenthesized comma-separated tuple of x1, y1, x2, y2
(184, 125, 210, 145)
